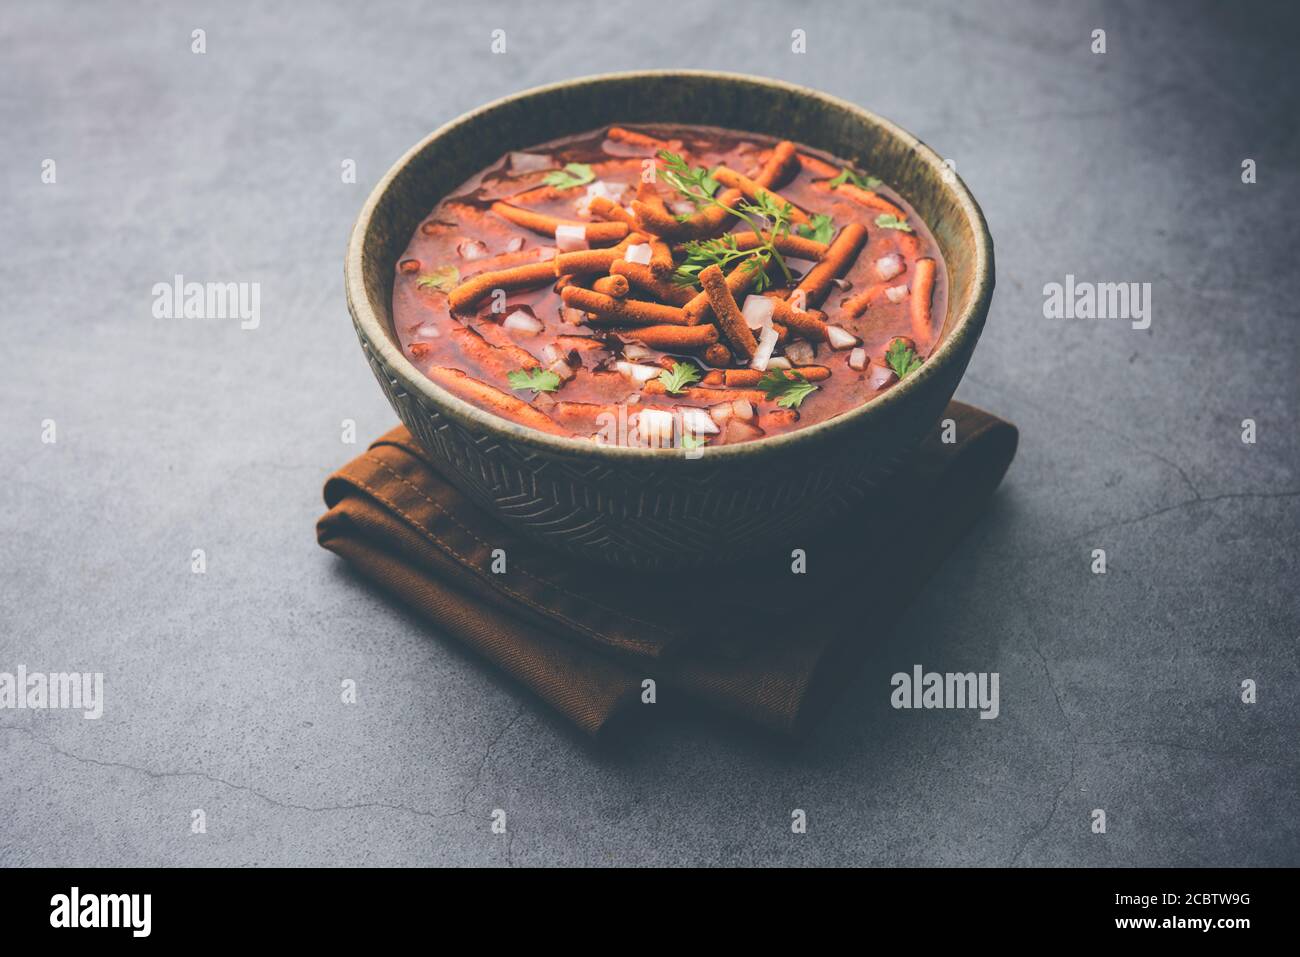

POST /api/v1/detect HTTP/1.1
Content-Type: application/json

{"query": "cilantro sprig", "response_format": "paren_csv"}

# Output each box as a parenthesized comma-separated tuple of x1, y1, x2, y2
(875, 213, 913, 233)
(658, 361, 701, 394)
(415, 265, 459, 292)
(655, 151, 720, 211)
(673, 234, 757, 288)
(657, 149, 796, 291)
(796, 213, 835, 244)
(757, 369, 819, 409)
(673, 239, 776, 291)
(885, 339, 923, 379)
(828, 167, 882, 190)
(541, 163, 596, 190)
(506, 367, 562, 394)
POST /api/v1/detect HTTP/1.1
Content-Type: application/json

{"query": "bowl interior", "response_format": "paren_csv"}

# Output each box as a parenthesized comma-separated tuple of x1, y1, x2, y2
(350, 70, 990, 455)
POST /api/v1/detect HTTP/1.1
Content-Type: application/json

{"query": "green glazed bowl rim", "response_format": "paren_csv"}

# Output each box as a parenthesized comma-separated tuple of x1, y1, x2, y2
(346, 69, 993, 464)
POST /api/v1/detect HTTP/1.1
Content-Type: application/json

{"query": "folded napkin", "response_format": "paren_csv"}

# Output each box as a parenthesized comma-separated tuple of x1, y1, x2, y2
(316, 401, 1017, 738)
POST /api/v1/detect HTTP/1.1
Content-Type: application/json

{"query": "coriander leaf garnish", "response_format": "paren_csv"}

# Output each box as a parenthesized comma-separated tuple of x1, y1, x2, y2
(886, 339, 924, 379)
(658, 361, 702, 394)
(655, 150, 719, 208)
(506, 367, 562, 393)
(796, 213, 835, 244)
(741, 189, 795, 230)
(657, 151, 794, 289)
(660, 152, 800, 291)
(673, 235, 740, 286)
(740, 253, 772, 283)
(828, 167, 882, 190)
(757, 369, 818, 409)
(734, 191, 794, 288)
(673, 235, 771, 290)
(874, 213, 914, 233)
(415, 266, 459, 292)
(542, 162, 596, 190)
(680, 433, 708, 450)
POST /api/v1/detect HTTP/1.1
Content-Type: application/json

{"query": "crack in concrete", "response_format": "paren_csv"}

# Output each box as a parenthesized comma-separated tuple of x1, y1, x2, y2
(1067, 490, 1300, 545)
(1090, 422, 1202, 502)
(457, 706, 526, 816)
(5, 725, 477, 823)
(1009, 747, 1076, 868)
(995, 490, 1300, 564)
(1008, 688, 1076, 865)
(1008, 581, 1079, 867)
(1083, 737, 1296, 767)
(963, 371, 1207, 503)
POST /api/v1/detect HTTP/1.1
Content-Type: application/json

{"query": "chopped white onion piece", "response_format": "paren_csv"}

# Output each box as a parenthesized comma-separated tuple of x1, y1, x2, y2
(624, 243, 654, 266)
(508, 151, 553, 173)
(784, 340, 814, 365)
(825, 324, 858, 350)
(885, 283, 909, 303)
(548, 359, 575, 382)
(559, 306, 585, 324)
(622, 342, 655, 360)
(577, 180, 625, 216)
(730, 399, 755, 420)
(723, 418, 764, 443)
(457, 239, 490, 261)
(541, 343, 561, 364)
(875, 253, 904, 281)
(670, 200, 695, 217)
(411, 323, 441, 340)
(554, 224, 588, 252)
(537, 246, 557, 261)
(831, 277, 853, 291)
(503, 310, 544, 334)
(766, 356, 791, 370)
(637, 409, 675, 446)
(867, 362, 899, 390)
(505, 236, 524, 253)
(709, 401, 734, 425)
(616, 360, 662, 384)
(750, 324, 780, 371)
(741, 295, 776, 331)
(848, 347, 868, 371)
(679, 407, 720, 436)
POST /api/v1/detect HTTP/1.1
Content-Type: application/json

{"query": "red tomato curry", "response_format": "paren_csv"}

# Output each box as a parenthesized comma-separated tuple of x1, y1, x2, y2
(393, 124, 947, 449)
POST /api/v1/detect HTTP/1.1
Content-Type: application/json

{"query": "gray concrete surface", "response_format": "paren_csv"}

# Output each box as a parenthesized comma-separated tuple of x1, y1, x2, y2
(2, 0, 1297, 867)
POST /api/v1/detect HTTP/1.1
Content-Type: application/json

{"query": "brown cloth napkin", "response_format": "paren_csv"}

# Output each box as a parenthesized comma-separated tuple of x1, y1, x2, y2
(316, 401, 1016, 738)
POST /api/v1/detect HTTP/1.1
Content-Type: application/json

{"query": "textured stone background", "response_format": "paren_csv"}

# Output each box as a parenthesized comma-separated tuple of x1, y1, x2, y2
(1, 0, 1296, 867)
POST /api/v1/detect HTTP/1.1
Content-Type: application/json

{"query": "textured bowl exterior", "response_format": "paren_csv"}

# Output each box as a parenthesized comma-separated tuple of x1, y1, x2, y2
(346, 71, 994, 570)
